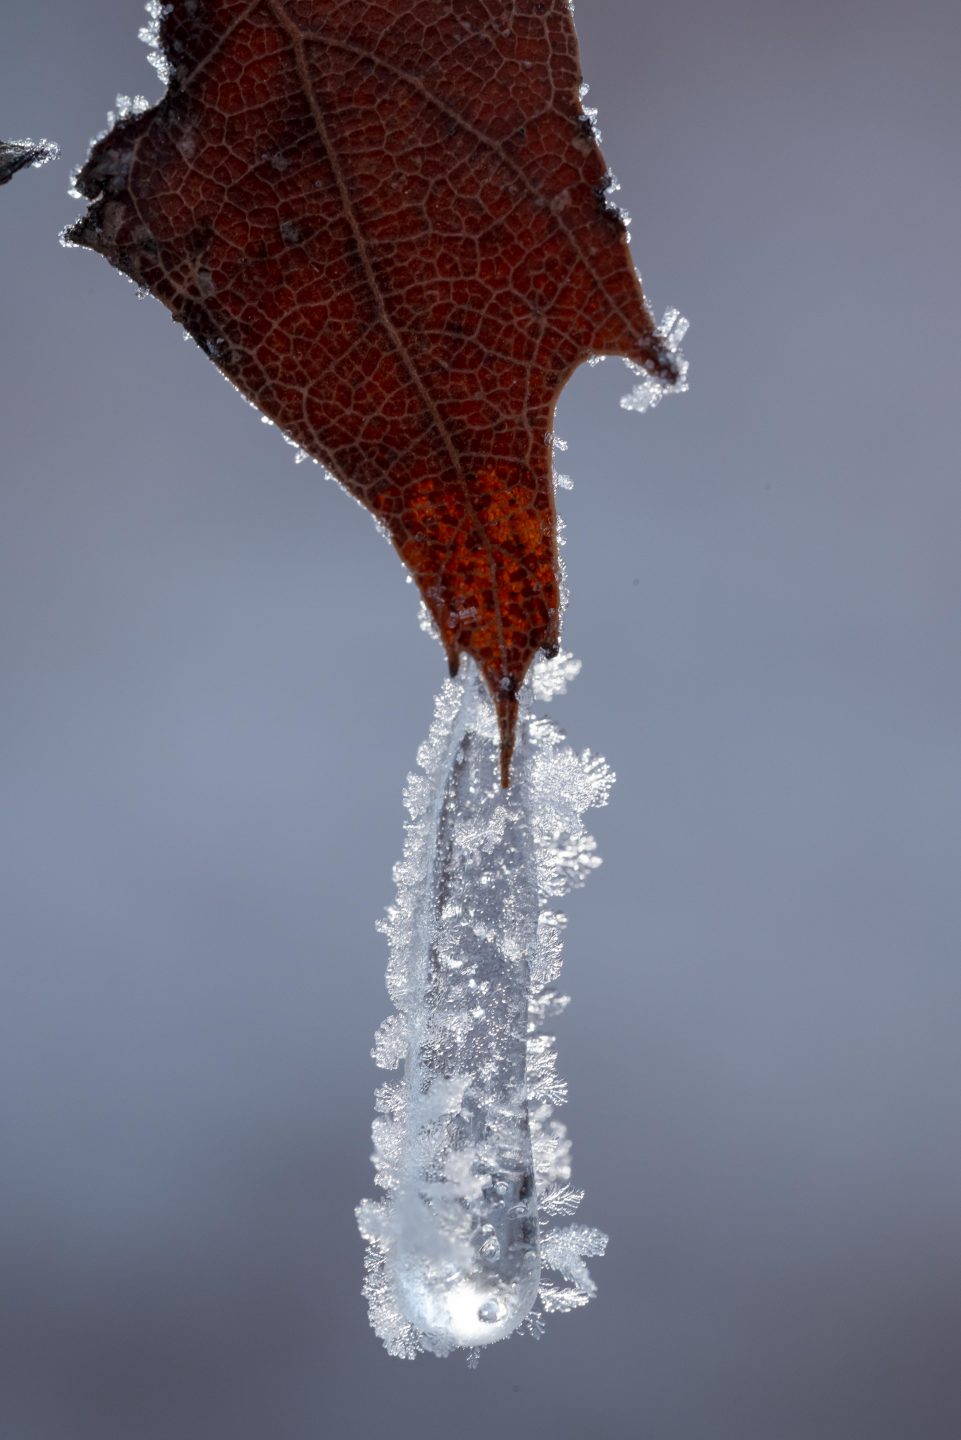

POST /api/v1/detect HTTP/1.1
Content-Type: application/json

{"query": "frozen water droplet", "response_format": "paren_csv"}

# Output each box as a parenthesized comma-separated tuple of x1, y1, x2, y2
(357, 661, 610, 1357)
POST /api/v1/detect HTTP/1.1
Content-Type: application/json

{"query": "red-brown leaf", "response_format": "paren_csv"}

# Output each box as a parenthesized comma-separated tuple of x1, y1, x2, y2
(68, 0, 677, 781)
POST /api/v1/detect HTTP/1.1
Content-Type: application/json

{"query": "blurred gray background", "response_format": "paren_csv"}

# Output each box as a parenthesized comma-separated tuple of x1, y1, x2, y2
(2, 2, 959, 1436)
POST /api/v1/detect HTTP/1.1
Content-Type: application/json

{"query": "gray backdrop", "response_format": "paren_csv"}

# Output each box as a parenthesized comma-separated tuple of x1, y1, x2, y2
(2, 2, 959, 1436)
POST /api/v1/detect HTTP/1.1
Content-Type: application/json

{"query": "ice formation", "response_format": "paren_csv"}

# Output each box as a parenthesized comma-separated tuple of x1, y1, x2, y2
(0, 138, 58, 186)
(357, 654, 612, 1358)
(622, 307, 690, 413)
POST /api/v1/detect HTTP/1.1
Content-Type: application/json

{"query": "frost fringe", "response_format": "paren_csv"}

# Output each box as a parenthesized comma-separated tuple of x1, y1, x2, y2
(357, 654, 612, 1357)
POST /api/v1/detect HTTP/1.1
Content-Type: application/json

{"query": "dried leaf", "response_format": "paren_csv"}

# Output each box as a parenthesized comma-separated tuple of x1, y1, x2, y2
(67, 0, 678, 778)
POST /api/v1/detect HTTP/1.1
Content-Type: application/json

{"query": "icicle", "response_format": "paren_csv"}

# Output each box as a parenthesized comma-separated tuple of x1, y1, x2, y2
(357, 655, 612, 1358)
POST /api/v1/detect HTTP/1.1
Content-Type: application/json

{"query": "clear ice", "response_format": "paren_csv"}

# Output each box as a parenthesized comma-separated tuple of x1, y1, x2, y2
(357, 654, 612, 1358)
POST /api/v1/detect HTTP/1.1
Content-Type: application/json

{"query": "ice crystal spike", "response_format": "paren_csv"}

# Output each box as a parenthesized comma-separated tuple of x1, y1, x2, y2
(392, 703, 541, 1347)
(357, 656, 612, 1358)
(621, 307, 690, 414)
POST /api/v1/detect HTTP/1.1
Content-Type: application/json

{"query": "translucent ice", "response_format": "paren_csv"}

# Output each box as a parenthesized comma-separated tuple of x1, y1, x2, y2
(357, 657, 611, 1358)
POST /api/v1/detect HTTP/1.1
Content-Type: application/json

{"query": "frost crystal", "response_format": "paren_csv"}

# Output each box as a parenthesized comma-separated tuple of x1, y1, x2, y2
(139, 1, 172, 86)
(621, 306, 690, 413)
(357, 656, 611, 1358)
(0, 138, 58, 186)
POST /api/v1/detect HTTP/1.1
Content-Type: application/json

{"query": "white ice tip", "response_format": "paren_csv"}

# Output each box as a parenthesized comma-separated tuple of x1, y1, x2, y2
(621, 307, 690, 413)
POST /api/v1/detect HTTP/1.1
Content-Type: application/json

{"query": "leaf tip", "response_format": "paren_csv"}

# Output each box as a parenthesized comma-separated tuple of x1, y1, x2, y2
(0, 137, 59, 188)
(493, 679, 521, 789)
